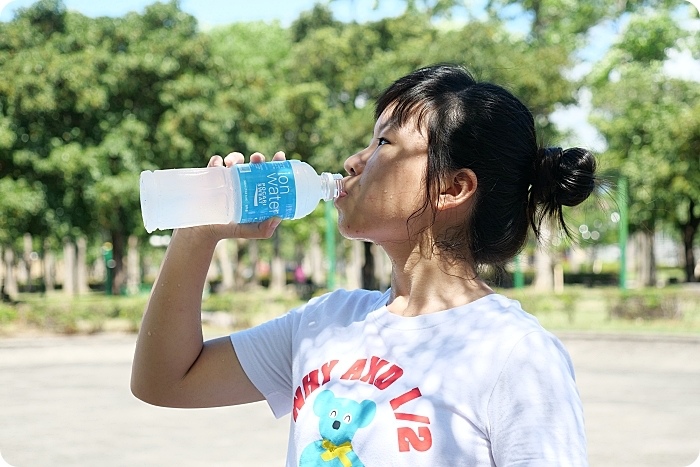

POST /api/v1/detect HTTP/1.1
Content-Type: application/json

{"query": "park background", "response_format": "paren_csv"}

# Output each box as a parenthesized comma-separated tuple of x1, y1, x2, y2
(0, 1, 700, 466)
(0, 0, 699, 336)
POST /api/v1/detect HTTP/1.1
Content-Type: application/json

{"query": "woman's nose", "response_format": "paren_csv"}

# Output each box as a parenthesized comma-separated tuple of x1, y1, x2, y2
(343, 149, 367, 176)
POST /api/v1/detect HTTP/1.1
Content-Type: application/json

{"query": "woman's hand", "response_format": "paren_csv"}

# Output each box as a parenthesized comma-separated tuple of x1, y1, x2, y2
(187, 150, 287, 242)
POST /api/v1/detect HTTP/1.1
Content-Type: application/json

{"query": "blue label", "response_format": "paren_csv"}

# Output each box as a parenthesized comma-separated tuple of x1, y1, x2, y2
(236, 161, 297, 223)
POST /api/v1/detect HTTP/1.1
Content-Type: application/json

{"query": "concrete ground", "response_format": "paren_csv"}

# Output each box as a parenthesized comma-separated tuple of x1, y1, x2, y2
(1, 332, 699, 466)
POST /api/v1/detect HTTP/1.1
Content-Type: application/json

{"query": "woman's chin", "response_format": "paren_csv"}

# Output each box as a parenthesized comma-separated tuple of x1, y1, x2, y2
(337, 220, 369, 242)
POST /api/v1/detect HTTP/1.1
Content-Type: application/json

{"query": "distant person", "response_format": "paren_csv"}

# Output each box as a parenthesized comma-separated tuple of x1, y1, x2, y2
(132, 64, 595, 466)
(294, 265, 306, 285)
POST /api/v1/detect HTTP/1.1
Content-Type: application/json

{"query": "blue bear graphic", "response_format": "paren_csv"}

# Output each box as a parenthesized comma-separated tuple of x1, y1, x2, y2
(299, 389, 376, 467)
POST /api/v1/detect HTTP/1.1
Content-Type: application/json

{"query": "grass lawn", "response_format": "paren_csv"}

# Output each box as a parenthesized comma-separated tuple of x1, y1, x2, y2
(505, 285, 700, 336)
(1, 285, 699, 337)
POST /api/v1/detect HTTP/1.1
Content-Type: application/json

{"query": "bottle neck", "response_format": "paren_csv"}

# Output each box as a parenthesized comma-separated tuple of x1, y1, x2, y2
(320, 173, 344, 201)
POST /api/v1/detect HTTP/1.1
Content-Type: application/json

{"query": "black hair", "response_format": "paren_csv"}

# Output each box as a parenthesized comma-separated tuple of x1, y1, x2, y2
(375, 64, 597, 268)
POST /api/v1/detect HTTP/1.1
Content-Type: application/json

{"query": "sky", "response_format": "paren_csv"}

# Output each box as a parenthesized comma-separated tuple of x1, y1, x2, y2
(0, 0, 411, 26)
(1, 0, 698, 151)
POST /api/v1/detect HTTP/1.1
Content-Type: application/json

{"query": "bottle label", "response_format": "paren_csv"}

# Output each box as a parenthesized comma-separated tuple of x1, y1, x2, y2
(236, 161, 297, 223)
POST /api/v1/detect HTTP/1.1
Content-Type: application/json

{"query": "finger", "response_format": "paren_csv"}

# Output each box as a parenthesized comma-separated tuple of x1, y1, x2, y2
(224, 152, 245, 167)
(272, 151, 286, 161)
(230, 217, 282, 239)
(249, 152, 265, 163)
(208, 155, 224, 167)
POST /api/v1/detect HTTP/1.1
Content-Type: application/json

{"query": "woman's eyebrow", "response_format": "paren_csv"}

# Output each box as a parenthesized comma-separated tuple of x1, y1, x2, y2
(374, 118, 392, 135)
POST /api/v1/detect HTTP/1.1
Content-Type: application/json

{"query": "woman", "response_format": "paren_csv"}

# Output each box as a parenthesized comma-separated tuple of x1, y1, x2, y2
(132, 64, 595, 466)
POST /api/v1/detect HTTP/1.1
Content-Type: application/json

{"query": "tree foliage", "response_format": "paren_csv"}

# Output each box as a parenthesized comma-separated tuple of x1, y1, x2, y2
(0, 0, 697, 292)
(0, 0, 219, 291)
(587, 9, 700, 281)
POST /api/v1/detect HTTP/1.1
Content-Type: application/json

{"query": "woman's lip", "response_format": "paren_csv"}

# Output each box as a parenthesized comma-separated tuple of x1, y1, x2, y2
(334, 182, 348, 207)
(334, 191, 347, 207)
(337, 177, 351, 198)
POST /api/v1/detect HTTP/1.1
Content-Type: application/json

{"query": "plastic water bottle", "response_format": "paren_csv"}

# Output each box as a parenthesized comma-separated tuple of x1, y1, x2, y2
(140, 160, 344, 233)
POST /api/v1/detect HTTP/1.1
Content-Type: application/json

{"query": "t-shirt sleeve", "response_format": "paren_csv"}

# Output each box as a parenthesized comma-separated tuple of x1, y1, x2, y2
(230, 308, 299, 419)
(487, 331, 588, 466)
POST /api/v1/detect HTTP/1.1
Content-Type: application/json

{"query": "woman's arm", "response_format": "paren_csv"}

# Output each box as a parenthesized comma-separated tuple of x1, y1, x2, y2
(130, 152, 283, 408)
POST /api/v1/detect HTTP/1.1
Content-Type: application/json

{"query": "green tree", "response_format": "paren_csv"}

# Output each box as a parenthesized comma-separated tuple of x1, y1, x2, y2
(281, 3, 581, 287)
(0, 0, 77, 294)
(0, 1, 226, 293)
(587, 11, 700, 282)
(485, 0, 679, 43)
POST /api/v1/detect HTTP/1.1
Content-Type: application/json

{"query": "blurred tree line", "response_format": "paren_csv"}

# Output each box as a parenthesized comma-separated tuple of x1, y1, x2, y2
(0, 0, 697, 298)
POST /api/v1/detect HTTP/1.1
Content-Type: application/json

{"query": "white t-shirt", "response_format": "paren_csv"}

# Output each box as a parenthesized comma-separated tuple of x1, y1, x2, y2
(231, 289, 587, 466)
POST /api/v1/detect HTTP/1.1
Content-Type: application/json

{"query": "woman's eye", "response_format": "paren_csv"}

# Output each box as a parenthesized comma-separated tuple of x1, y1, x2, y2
(378, 137, 389, 146)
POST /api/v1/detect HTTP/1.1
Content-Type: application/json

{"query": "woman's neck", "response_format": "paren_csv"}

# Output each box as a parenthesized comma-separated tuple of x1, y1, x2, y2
(381, 242, 493, 317)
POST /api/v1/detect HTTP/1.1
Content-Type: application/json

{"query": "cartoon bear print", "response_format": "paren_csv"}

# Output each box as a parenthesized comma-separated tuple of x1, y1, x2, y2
(299, 389, 377, 467)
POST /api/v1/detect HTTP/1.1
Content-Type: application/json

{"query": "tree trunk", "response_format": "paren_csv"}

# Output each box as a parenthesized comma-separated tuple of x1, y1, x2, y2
(43, 238, 55, 293)
(308, 231, 324, 287)
(3, 247, 18, 301)
(361, 242, 379, 290)
(533, 247, 554, 291)
(215, 239, 236, 292)
(270, 231, 285, 291)
(234, 239, 247, 289)
(0, 245, 3, 296)
(345, 240, 363, 290)
(681, 201, 699, 282)
(111, 230, 126, 296)
(375, 245, 390, 290)
(76, 237, 89, 295)
(533, 222, 554, 291)
(23, 233, 33, 292)
(647, 231, 656, 287)
(248, 240, 260, 288)
(127, 235, 140, 295)
(63, 239, 76, 296)
(554, 263, 564, 294)
(632, 230, 656, 287)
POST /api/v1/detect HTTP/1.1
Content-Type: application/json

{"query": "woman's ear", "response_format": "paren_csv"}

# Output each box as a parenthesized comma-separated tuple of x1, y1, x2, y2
(437, 169, 477, 211)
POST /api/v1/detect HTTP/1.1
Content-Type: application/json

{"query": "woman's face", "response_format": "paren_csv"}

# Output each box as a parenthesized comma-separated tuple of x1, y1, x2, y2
(335, 108, 431, 245)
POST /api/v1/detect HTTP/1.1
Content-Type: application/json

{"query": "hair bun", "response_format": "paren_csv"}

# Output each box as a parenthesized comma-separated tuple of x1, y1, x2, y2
(532, 146, 596, 208)
(529, 146, 597, 237)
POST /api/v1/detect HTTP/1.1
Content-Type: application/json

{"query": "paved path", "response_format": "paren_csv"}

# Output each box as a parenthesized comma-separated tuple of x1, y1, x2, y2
(564, 333, 700, 467)
(1, 332, 699, 466)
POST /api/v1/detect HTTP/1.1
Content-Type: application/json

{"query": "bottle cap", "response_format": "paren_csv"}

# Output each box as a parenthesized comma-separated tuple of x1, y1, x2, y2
(320, 173, 344, 201)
